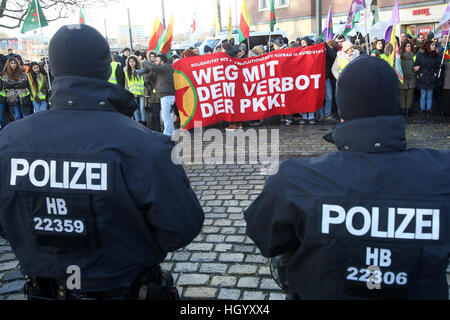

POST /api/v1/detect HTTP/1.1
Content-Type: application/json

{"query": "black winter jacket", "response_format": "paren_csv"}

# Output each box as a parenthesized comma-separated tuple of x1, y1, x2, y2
(414, 50, 441, 90)
(0, 76, 204, 291)
(245, 116, 450, 299)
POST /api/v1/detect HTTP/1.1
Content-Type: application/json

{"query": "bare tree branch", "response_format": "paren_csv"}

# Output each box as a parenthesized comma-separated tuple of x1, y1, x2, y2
(0, 0, 116, 30)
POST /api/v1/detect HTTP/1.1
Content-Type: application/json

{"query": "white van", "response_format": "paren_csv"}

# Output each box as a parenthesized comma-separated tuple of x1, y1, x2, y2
(199, 30, 287, 54)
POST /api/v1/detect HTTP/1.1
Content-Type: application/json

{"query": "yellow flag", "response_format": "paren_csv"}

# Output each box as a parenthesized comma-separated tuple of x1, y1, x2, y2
(227, 5, 232, 41)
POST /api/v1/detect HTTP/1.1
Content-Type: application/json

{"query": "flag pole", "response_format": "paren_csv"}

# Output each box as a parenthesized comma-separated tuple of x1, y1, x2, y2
(35, 0, 52, 90)
(364, 5, 370, 55)
(268, 31, 271, 53)
(438, 31, 449, 78)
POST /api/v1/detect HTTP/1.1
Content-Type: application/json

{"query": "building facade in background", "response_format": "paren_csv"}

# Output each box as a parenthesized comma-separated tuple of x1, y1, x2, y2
(248, 0, 449, 41)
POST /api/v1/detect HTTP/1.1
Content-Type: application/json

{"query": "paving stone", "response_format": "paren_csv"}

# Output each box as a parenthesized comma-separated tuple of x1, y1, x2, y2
(0, 247, 12, 254)
(190, 252, 217, 262)
(228, 264, 258, 275)
(177, 274, 210, 286)
(220, 227, 237, 234)
(214, 244, 233, 252)
(269, 293, 286, 300)
(218, 288, 241, 300)
(225, 235, 245, 243)
(211, 276, 237, 287)
(2, 270, 24, 282)
(0, 261, 19, 272)
(237, 277, 260, 288)
(233, 245, 255, 253)
(172, 252, 191, 261)
(219, 253, 244, 263)
(0, 280, 26, 295)
(0, 254, 16, 263)
(242, 291, 267, 300)
(185, 243, 214, 251)
(183, 287, 217, 299)
(246, 255, 268, 264)
(173, 263, 198, 273)
(199, 263, 228, 274)
(206, 235, 225, 242)
(260, 278, 282, 290)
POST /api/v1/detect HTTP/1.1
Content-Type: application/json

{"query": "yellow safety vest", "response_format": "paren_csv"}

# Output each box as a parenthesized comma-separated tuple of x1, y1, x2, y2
(337, 57, 350, 75)
(109, 61, 119, 84)
(125, 72, 145, 96)
(0, 89, 6, 97)
(27, 73, 46, 101)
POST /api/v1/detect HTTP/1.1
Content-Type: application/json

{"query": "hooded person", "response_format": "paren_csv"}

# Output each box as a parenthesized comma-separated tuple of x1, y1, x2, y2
(331, 41, 360, 80)
(0, 24, 204, 300)
(244, 55, 450, 300)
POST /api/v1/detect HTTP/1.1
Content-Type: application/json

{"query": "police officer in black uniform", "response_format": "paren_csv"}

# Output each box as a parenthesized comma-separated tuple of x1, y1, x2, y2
(244, 55, 450, 300)
(0, 24, 204, 300)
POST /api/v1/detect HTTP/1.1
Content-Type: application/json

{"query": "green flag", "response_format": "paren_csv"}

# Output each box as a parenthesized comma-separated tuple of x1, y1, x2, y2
(270, 0, 276, 32)
(21, 0, 48, 34)
(370, 0, 379, 26)
(342, 11, 360, 36)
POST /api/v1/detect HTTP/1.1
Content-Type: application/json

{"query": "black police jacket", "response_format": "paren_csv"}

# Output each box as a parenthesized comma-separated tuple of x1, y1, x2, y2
(244, 116, 450, 299)
(0, 76, 204, 291)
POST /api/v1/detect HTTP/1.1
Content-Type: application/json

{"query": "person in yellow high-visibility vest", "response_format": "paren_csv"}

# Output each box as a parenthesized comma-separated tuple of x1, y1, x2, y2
(331, 41, 360, 80)
(0, 78, 7, 130)
(27, 62, 49, 113)
(124, 55, 146, 125)
(1, 57, 31, 120)
(109, 55, 125, 88)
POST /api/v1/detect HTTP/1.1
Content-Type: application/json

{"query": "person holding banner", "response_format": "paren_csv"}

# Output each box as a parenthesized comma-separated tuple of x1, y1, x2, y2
(413, 40, 441, 118)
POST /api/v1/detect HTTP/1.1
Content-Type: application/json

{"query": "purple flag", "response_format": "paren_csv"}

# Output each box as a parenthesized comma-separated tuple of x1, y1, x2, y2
(323, 6, 334, 41)
(384, 0, 400, 41)
(435, 2, 450, 37)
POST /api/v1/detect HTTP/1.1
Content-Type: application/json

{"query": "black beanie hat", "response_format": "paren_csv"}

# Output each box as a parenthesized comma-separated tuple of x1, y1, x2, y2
(336, 55, 400, 121)
(49, 24, 111, 80)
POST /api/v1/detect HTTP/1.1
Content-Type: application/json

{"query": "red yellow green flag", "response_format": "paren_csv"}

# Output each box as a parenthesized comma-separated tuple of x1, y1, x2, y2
(160, 15, 174, 55)
(270, 0, 276, 32)
(239, 0, 250, 42)
(148, 17, 164, 52)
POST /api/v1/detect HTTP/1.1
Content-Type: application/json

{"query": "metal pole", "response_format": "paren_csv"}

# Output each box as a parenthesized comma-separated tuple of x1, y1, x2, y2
(316, 0, 322, 39)
(218, 0, 222, 31)
(127, 8, 133, 50)
(364, 6, 370, 55)
(438, 33, 449, 78)
(161, 0, 166, 29)
(104, 19, 108, 42)
(35, 0, 51, 90)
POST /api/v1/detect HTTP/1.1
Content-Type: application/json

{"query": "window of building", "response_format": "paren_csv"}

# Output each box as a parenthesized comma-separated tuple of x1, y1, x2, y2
(259, 0, 289, 11)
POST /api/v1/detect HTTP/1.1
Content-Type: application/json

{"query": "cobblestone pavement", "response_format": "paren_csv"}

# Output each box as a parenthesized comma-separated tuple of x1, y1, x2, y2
(1, 119, 449, 300)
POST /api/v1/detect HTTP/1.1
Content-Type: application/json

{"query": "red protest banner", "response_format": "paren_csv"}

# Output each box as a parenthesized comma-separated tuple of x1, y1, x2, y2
(173, 43, 326, 129)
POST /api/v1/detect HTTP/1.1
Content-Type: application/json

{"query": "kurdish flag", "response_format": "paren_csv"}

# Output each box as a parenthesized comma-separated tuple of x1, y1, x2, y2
(239, 0, 250, 42)
(444, 42, 450, 63)
(323, 6, 333, 41)
(20, 0, 48, 34)
(159, 14, 174, 55)
(270, 0, 276, 32)
(148, 17, 164, 52)
(387, 24, 404, 83)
